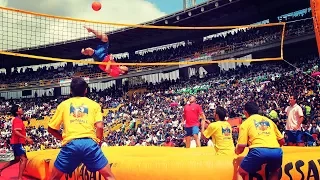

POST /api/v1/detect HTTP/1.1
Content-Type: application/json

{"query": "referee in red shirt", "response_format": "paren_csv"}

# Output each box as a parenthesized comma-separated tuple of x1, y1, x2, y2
(183, 96, 207, 148)
(0, 105, 33, 180)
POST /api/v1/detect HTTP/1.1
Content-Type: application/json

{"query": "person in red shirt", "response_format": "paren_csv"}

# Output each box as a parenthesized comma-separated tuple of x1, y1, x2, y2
(0, 105, 33, 180)
(183, 96, 207, 148)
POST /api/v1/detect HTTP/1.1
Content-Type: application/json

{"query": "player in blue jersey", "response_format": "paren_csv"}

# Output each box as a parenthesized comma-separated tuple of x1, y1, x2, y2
(81, 26, 128, 77)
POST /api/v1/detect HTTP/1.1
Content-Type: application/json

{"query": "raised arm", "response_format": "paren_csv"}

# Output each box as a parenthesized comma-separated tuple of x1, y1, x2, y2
(84, 26, 108, 42)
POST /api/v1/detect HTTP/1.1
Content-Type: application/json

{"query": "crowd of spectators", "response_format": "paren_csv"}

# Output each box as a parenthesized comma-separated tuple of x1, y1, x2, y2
(104, 55, 320, 147)
(1, 53, 319, 152)
(1, 9, 319, 153)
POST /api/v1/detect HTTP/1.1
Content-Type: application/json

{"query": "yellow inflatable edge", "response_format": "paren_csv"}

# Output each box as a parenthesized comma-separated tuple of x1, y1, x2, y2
(24, 146, 320, 180)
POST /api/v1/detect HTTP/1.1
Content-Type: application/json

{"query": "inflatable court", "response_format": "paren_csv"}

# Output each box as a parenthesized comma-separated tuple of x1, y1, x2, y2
(23, 146, 320, 180)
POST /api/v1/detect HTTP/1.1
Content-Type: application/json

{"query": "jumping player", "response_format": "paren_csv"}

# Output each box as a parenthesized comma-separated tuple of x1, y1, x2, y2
(48, 77, 115, 180)
(0, 105, 33, 180)
(81, 26, 128, 77)
(235, 102, 285, 180)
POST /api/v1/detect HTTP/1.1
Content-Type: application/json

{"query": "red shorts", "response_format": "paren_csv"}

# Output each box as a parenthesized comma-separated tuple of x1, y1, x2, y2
(98, 55, 121, 77)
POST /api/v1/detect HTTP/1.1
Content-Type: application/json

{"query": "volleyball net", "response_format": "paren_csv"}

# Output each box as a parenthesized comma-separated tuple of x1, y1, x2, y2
(0, 6, 289, 66)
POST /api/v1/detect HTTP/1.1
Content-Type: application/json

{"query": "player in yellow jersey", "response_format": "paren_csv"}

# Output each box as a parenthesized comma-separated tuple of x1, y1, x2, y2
(235, 102, 285, 180)
(201, 106, 235, 155)
(47, 77, 115, 180)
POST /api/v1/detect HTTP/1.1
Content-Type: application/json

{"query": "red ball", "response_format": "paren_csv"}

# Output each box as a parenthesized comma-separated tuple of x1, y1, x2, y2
(92, 1, 101, 11)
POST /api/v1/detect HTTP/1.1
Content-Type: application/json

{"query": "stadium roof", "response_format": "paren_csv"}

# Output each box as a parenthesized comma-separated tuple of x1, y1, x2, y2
(0, 0, 310, 68)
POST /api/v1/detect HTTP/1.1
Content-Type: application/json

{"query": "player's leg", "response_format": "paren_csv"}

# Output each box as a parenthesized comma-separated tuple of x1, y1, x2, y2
(265, 148, 283, 180)
(285, 130, 296, 146)
(81, 47, 95, 56)
(184, 127, 192, 148)
(295, 130, 305, 147)
(238, 148, 266, 180)
(50, 141, 82, 180)
(16, 144, 28, 180)
(98, 164, 115, 180)
(0, 144, 24, 176)
(81, 139, 115, 180)
(192, 126, 201, 147)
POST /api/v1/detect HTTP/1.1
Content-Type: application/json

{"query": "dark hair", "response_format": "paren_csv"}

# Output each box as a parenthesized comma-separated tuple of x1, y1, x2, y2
(244, 102, 260, 116)
(215, 106, 227, 121)
(10, 104, 20, 117)
(291, 94, 298, 101)
(70, 77, 88, 97)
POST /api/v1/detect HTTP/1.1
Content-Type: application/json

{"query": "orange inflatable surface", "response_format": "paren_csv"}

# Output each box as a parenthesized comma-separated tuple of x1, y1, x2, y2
(311, 0, 320, 56)
(24, 146, 320, 180)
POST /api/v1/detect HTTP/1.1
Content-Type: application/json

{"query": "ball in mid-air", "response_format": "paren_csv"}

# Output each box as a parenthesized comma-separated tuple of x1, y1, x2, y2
(92, 1, 101, 11)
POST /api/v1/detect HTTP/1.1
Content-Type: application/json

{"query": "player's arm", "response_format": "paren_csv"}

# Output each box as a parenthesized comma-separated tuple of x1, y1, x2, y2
(199, 105, 208, 130)
(48, 104, 63, 140)
(201, 123, 217, 140)
(182, 106, 187, 125)
(297, 106, 304, 128)
(94, 104, 104, 144)
(12, 119, 32, 143)
(200, 111, 208, 123)
(235, 123, 248, 155)
(84, 26, 108, 42)
(272, 122, 285, 146)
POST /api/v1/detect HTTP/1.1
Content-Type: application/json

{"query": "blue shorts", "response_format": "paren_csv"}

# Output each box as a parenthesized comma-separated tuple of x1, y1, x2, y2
(54, 138, 108, 174)
(11, 144, 26, 157)
(93, 42, 109, 61)
(240, 148, 283, 174)
(185, 126, 199, 136)
(285, 130, 303, 143)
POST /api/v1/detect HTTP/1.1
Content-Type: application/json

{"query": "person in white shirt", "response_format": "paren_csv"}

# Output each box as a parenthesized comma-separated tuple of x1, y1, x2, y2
(285, 95, 304, 146)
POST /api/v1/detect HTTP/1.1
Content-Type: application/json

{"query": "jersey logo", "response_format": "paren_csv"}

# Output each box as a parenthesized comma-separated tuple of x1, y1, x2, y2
(221, 126, 231, 136)
(254, 119, 271, 131)
(69, 103, 88, 118)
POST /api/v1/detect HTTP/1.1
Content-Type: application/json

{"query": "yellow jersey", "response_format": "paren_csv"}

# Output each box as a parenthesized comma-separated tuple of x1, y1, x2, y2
(238, 114, 283, 148)
(48, 97, 103, 146)
(203, 121, 235, 155)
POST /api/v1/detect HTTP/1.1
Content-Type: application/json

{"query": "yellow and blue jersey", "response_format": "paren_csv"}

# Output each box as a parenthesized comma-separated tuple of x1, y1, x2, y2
(48, 97, 103, 146)
(237, 114, 283, 148)
(92, 42, 109, 61)
(203, 121, 235, 155)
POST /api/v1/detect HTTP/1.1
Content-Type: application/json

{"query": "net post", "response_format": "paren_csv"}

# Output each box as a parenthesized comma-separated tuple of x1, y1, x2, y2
(311, 0, 320, 57)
